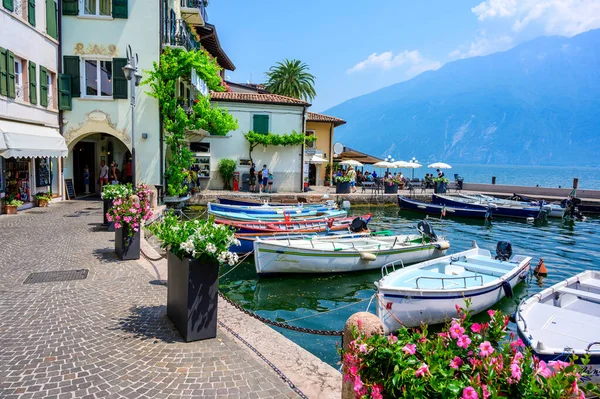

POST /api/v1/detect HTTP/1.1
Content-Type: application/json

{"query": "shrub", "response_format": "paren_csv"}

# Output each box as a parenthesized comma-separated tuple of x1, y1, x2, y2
(341, 301, 599, 399)
(218, 158, 237, 190)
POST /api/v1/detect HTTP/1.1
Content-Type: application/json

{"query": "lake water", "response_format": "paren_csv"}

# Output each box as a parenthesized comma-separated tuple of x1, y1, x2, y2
(218, 205, 600, 367)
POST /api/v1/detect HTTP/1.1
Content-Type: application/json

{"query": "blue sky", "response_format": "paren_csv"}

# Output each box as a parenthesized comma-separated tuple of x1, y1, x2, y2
(208, 0, 600, 111)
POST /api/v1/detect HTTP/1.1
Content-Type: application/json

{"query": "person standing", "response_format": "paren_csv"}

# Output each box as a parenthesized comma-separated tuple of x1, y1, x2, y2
(124, 159, 132, 184)
(98, 161, 109, 191)
(347, 166, 357, 193)
(267, 172, 274, 193)
(249, 163, 256, 192)
(110, 162, 120, 184)
(260, 164, 269, 193)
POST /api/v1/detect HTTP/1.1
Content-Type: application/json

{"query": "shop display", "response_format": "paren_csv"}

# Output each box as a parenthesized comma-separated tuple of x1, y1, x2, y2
(193, 154, 211, 179)
(35, 157, 52, 187)
(5, 158, 31, 202)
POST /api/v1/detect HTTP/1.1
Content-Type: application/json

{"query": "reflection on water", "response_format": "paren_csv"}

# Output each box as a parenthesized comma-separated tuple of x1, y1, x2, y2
(216, 205, 600, 367)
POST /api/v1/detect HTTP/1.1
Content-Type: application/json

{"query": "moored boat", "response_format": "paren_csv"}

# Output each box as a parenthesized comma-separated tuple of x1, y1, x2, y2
(208, 208, 348, 222)
(207, 202, 333, 215)
(217, 214, 372, 234)
(253, 221, 450, 274)
(433, 194, 549, 220)
(398, 196, 491, 219)
(458, 193, 565, 218)
(218, 196, 299, 207)
(515, 270, 600, 385)
(376, 241, 531, 332)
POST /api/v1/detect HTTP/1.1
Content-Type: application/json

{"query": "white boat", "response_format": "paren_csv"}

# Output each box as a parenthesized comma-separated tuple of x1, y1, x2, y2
(376, 241, 531, 332)
(458, 193, 565, 218)
(515, 270, 600, 385)
(253, 221, 450, 274)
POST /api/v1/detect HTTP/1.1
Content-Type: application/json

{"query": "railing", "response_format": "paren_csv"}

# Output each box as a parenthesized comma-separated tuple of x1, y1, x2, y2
(14, 0, 23, 17)
(162, 18, 200, 51)
(47, 93, 54, 109)
(415, 275, 484, 289)
(15, 84, 24, 102)
(180, 0, 208, 23)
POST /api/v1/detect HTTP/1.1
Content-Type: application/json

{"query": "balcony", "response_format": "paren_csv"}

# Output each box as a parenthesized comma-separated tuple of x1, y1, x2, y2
(163, 18, 200, 52)
(180, 0, 208, 26)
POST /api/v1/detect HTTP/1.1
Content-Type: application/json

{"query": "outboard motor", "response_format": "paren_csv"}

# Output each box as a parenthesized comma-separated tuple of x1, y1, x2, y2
(417, 220, 438, 241)
(350, 217, 369, 232)
(562, 197, 584, 221)
(495, 241, 512, 261)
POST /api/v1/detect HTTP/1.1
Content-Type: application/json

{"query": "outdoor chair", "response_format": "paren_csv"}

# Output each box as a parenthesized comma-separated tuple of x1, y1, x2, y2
(361, 181, 377, 193)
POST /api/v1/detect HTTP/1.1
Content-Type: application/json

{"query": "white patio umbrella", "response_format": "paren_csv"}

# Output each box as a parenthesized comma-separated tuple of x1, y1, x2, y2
(393, 160, 412, 168)
(340, 159, 363, 167)
(428, 162, 452, 169)
(373, 161, 395, 168)
(406, 158, 423, 180)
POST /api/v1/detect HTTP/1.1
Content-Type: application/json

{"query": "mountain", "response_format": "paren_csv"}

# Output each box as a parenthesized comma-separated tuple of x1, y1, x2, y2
(325, 30, 600, 166)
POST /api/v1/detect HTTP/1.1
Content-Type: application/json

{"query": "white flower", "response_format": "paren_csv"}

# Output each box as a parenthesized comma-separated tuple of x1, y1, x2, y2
(206, 243, 216, 254)
(179, 239, 194, 254)
(194, 220, 199, 224)
(232, 238, 241, 247)
(217, 251, 228, 263)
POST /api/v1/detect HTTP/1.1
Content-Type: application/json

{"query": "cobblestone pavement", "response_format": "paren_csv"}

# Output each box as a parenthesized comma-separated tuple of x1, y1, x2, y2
(0, 200, 300, 399)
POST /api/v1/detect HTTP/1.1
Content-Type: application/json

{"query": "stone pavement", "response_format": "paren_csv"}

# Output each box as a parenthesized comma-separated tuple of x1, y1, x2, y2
(0, 199, 300, 399)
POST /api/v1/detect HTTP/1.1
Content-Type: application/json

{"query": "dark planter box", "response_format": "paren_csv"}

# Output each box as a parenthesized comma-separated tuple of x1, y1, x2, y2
(115, 225, 141, 260)
(434, 182, 448, 194)
(103, 198, 112, 225)
(384, 184, 398, 194)
(167, 252, 220, 342)
(336, 181, 351, 194)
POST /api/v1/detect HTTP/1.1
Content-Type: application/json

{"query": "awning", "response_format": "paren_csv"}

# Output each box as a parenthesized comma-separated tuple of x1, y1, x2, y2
(334, 146, 383, 165)
(0, 120, 68, 158)
(307, 154, 327, 164)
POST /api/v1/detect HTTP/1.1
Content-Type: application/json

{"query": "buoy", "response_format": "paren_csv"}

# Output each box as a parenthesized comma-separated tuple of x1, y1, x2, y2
(534, 258, 548, 275)
(435, 242, 450, 250)
(359, 252, 377, 261)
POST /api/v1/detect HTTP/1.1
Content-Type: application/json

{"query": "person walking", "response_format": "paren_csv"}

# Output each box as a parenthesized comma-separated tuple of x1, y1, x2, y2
(347, 166, 357, 193)
(260, 164, 269, 193)
(98, 160, 109, 191)
(249, 163, 256, 192)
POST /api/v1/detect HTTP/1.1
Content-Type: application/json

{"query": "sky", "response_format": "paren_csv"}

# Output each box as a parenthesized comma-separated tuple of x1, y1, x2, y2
(208, 0, 600, 112)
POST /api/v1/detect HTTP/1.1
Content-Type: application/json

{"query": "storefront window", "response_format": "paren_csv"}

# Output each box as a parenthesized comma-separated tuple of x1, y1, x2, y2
(35, 158, 52, 187)
(0, 158, 4, 193)
(5, 158, 31, 202)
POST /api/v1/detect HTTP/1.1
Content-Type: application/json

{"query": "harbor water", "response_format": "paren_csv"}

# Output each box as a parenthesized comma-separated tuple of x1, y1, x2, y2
(216, 205, 600, 367)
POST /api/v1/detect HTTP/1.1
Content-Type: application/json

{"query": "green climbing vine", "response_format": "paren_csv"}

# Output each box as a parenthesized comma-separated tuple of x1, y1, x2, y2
(144, 47, 238, 196)
(244, 131, 317, 162)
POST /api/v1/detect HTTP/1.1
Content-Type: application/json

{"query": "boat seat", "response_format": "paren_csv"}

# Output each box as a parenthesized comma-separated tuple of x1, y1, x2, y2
(450, 261, 505, 277)
(558, 287, 600, 303)
(579, 278, 600, 290)
(468, 255, 517, 269)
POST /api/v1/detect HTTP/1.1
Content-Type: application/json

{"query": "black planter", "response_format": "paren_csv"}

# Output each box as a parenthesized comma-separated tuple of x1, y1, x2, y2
(434, 182, 448, 194)
(103, 198, 112, 225)
(115, 225, 141, 260)
(167, 252, 220, 342)
(384, 184, 398, 194)
(336, 181, 351, 194)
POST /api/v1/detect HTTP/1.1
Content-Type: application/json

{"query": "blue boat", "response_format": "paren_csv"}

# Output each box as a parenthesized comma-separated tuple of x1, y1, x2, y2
(398, 196, 491, 219)
(208, 202, 332, 215)
(218, 196, 330, 208)
(432, 194, 548, 220)
(208, 208, 348, 222)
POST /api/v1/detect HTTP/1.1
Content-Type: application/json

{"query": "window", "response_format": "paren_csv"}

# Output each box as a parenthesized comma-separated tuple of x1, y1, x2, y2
(305, 131, 315, 149)
(83, 58, 112, 97)
(13, 57, 23, 101)
(253, 114, 269, 134)
(82, 0, 110, 16)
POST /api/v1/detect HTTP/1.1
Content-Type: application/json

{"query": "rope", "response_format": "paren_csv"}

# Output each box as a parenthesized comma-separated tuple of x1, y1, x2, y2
(376, 293, 405, 327)
(219, 251, 253, 278)
(281, 296, 374, 323)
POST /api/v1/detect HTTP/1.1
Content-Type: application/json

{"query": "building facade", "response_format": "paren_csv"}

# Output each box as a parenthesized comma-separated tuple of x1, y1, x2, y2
(305, 112, 345, 186)
(0, 0, 66, 210)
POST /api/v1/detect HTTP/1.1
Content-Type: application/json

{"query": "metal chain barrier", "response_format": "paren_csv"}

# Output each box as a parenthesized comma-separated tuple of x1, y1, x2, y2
(219, 292, 344, 336)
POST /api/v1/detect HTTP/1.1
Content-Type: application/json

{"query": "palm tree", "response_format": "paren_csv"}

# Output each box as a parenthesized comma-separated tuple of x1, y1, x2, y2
(265, 59, 316, 102)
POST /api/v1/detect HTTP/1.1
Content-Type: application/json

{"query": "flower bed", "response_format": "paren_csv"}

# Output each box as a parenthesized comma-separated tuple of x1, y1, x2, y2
(341, 301, 599, 399)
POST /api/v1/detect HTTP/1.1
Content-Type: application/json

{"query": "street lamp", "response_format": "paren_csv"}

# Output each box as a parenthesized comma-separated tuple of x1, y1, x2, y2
(122, 45, 141, 186)
(410, 157, 419, 179)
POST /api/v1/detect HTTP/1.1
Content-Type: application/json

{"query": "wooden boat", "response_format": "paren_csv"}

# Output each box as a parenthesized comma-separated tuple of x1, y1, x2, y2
(398, 196, 491, 219)
(458, 193, 565, 218)
(515, 270, 600, 385)
(208, 208, 348, 222)
(217, 214, 373, 234)
(218, 196, 306, 207)
(432, 194, 549, 220)
(253, 221, 450, 274)
(207, 202, 333, 215)
(376, 241, 531, 332)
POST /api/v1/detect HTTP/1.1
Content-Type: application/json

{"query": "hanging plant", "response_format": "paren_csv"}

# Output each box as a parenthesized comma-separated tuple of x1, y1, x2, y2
(244, 131, 316, 162)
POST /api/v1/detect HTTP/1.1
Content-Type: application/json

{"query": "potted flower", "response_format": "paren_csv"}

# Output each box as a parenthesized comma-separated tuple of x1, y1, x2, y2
(101, 184, 134, 226)
(335, 175, 352, 194)
(149, 212, 239, 342)
(107, 184, 153, 260)
(324, 163, 332, 186)
(35, 192, 52, 207)
(2, 196, 23, 215)
(383, 177, 400, 194)
(433, 177, 449, 194)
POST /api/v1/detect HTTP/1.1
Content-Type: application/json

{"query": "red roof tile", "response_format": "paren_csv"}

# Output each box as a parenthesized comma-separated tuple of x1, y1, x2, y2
(210, 92, 310, 106)
(306, 112, 346, 126)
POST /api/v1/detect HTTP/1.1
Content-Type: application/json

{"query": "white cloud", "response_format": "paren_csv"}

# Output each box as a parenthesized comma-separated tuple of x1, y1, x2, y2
(472, 0, 517, 21)
(449, 34, 513, 59)
(347, 50, 441, 77)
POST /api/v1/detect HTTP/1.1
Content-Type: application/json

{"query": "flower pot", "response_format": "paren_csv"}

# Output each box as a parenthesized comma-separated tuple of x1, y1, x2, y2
(434, 182, 447, 194)
(103, 198, 112, 225)
(3, 205, 18, 215)
(37, 199, 49, 207)
(384, 184, 398, 194)
(115, 225, 141, 260)
(167, 252, 220, 342)
(336, 181, 351, 194)
(324, 181, 331, 186)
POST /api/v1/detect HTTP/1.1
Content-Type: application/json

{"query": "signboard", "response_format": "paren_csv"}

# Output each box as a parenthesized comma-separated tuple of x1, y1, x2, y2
(239, 159, 252, 167)
(64, 178, 76, 200)
(35, 157, 51, 187)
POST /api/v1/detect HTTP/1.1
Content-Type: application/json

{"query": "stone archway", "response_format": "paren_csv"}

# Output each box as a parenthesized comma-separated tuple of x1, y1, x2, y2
(64, 110, 132, 151)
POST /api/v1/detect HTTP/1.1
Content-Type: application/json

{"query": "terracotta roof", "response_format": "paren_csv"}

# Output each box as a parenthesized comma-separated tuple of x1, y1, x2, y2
(210, 92, 310, 106)
(306, 112, 346, 127)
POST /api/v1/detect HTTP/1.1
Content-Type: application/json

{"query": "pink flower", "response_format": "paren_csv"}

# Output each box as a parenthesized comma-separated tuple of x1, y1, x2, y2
(482, 384, 491, 399)
(455, 304, 462, 314)
(450, 356, 463, 369)
(548, 360, 569, 370)
(470, 323, 482, 333)
(450, 322, 465, 339)
(106, 214, 113, 222)
(402, 344, 416, 355)
(115, 215, 121, 221)
(461, 386, 479, 399)
(415, 363, 429, 378)
(457, 334, 471, 349)
(510, 362, 522, 381)
(357, 319, 363, 329)
(535, 360, 553, 378)
(487, 309, 496, 318)
(114, 222, 121, 229)
(371, 384, 383, 399)
(387, 334, 398, 344)
(349, 365, 359, 376)
(353, 375, 363, 393)
(358, 344, 368, 353)
(479, 341, 494, 357)
(437, 332, 449, 339)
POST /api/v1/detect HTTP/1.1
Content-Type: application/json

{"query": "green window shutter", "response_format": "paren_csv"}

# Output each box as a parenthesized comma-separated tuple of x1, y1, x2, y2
(3, 0, 14, 12)
(63, 56, 80, 97)
(46, 0, 57, 39)
(58, 73, 72, 110)
(62, 0, 77, 15)
(112, 0, 128, 18)
(40, 66, 48, 107)
(112, 58, 128, 99)
(0, 47, 7, 97)
(7, 51, 15, 99)
(253, 114, 269, 134)
(29, 61, 37, 104)
(28, 0, 36, 26)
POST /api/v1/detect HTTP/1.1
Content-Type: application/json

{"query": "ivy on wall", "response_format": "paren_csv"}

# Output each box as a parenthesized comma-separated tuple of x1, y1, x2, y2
(244, 131, 316, 162)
